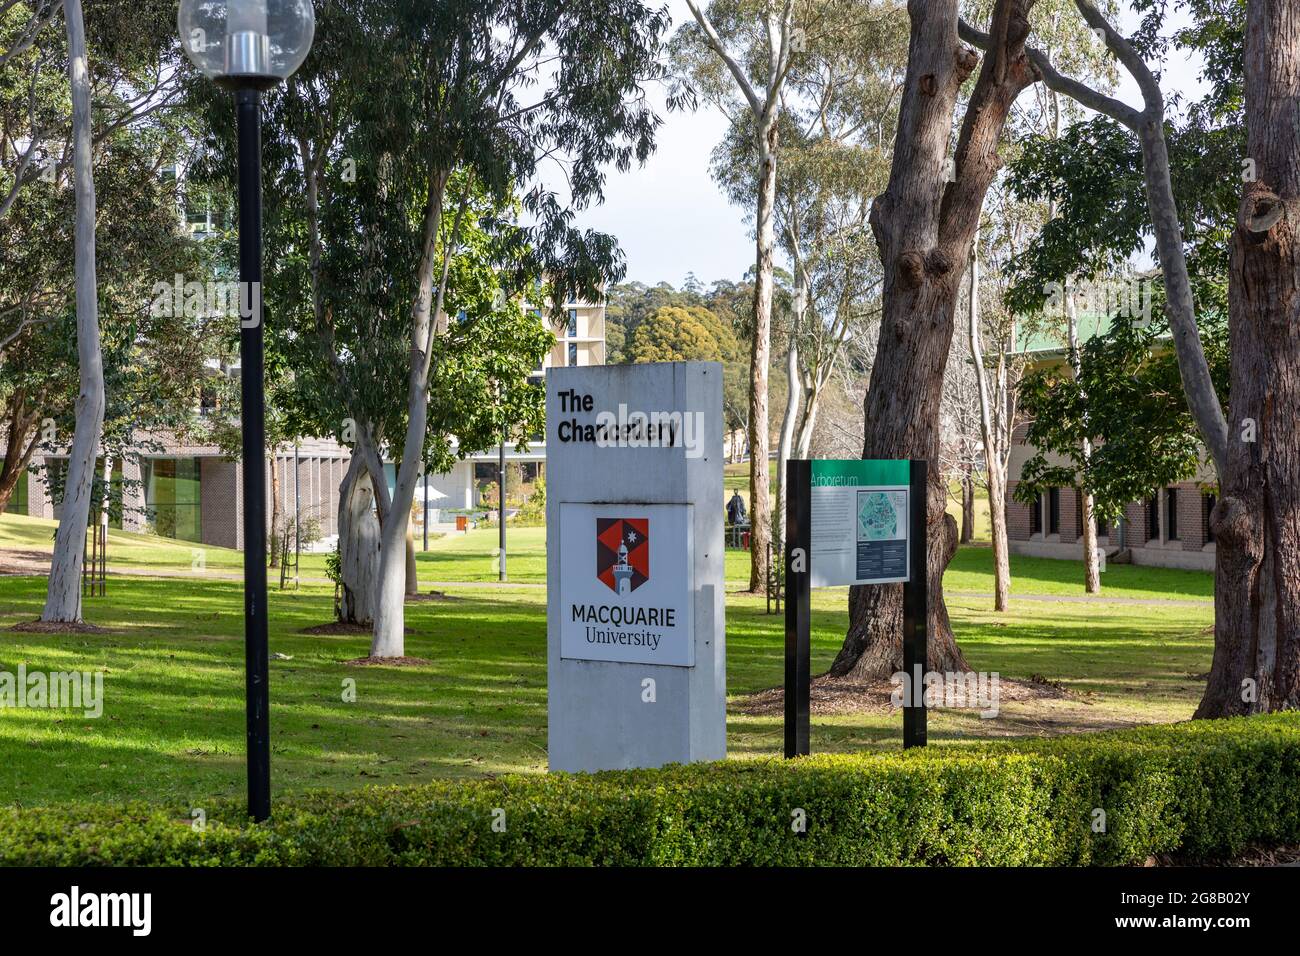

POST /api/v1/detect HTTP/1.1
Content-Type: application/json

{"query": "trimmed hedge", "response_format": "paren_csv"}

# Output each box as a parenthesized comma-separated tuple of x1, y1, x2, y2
(2, 714, 1298, 866)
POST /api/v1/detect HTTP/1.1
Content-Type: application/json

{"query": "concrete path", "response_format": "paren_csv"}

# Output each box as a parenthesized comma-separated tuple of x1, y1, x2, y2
(3, 559, 1214, 606)
(947, 590, 1212, 607)
(11, 565, 1215, 606)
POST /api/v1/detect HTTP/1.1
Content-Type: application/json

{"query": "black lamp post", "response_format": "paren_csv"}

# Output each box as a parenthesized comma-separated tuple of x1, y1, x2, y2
(180, 0, 315, 823)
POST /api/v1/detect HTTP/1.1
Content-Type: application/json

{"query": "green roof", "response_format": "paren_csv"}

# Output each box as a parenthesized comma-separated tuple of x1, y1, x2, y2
(1013, 310, 1115, 355)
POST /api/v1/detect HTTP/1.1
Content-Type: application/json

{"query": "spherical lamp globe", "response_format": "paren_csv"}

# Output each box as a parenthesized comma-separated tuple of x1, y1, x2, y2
(178, 0, 315, 90)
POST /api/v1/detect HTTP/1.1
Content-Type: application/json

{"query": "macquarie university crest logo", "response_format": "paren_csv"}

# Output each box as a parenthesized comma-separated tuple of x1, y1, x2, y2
(596, 518, 649, 595)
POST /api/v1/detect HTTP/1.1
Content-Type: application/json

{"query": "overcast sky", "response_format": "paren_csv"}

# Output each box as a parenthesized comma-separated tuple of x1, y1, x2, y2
(538, 1, 1208, 288)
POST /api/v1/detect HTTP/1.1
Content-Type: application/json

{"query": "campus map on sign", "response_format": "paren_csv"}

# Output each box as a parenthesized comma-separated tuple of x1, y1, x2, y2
(858, 491, 901, 540)
(809, 460, 910, 588)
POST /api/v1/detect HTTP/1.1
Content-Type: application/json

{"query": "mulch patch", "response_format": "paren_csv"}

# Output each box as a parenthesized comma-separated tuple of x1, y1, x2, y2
(0, 550, 52, 575)
(1152, 843, 1300, 867)
(406, 590, 460, 603)
(8, 619, 113, 635)
(343, 655, 433, 667)
(737, 671, 1071, 717)
(301, 622, 413, 636)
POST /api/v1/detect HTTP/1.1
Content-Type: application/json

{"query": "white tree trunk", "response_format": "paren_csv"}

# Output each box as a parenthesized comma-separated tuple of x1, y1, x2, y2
(370, 179, 450, 658)
(967, 219, 1010, 611)
(1065, 284, 1101, 593)
(405, 522, 418, 596)
(372, 412, 426, 657)
(774, 330, 800, 543)
(794, 379, 820, 460)
(42, 0, 104, 624)
(338, 454, 381, 627)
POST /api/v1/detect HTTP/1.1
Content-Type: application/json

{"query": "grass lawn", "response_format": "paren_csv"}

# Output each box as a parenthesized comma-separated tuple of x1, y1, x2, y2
(0, 512, 336, 580)
(0, 569, 1213, 807)
(0, 511, 1217, 808)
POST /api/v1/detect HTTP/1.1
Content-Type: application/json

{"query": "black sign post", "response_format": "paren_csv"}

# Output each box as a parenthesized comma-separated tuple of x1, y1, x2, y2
(902, 459, 928, 749)
(783, 458, 928, 757)
(784, 459, 812, 758)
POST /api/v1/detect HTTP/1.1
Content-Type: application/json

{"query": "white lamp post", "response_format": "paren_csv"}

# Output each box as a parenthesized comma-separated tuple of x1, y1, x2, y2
(178, 0, 315, 823)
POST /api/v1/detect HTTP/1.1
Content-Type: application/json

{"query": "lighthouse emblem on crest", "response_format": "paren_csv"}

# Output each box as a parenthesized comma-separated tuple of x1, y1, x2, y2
(596, 517, 649, 594)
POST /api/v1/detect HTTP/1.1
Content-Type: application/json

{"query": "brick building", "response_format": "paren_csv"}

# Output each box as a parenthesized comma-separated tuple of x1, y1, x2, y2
(1004, 311, 1216, 572)
(3, 293, 606, 550)
(1005, 424, 1216, 571)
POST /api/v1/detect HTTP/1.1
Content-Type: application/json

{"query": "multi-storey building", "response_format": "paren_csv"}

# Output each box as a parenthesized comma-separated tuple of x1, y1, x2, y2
(3, 295, 607, 549)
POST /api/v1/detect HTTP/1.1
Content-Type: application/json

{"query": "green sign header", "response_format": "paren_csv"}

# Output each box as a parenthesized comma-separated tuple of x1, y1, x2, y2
(810, 459, 909, 487)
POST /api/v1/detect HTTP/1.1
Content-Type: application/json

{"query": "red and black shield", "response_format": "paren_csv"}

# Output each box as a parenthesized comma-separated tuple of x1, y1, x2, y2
(596, 517, 650, 593)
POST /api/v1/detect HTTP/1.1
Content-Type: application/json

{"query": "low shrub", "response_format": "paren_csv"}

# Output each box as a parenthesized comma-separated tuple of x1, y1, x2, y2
(2, 714, 1296, 866)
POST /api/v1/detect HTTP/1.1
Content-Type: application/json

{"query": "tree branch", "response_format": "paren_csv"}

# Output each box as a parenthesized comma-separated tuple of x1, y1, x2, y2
(685, 0, 763, 116)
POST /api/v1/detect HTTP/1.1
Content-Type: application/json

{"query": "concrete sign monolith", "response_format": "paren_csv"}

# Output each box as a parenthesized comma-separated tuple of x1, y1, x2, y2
(546, 362, 725, 773)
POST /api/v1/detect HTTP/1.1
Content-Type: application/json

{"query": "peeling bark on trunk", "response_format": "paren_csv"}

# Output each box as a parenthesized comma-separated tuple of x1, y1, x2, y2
(42, 0, 103, 624)
(337, 454, 380, 626)
(746, 119, 778, 593)
(833, 0, 1035, 679)
(1197, 0, 1300, 716)
(775, 331, 800, 544)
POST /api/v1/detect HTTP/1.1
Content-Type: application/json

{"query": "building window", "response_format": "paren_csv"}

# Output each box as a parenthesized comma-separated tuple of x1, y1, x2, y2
(1146, 495, 1160, 541)
(1048, 487, 1060, 535)
(568, 342, 578, 367)
(95, 457, 124, 529)
(1165, 488, 1179, 541)
(45, 459, 68, 520)
(0, 462, 28, 515)
(1030, 492, 1042, 535)
(1077, 492, 1108, 538)
(567, 309, 578, 337)
(143, 457, 202, 542)
(1205, 493, 1216, 543)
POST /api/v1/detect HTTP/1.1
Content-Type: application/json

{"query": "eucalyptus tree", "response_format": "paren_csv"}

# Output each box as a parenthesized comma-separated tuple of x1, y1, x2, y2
(38, 0, 101, 622)
(191, 0, 667, 655)
(997, 0, 1300, 714)
(679, 0, 902, 573)
(0, 0, 188, 621)
(957, 0, 1118, 604)
(674, 0, 804, 592)
(827, 1, 1055, 680)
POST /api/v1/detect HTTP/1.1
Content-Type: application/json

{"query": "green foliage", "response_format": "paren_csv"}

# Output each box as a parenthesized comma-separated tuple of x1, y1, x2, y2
(2, 715, 1296, 866)
(1, 1, 214, 481)
(605, 280, 753, 435)
(1005, 1, 1242, 320)
(1015, 306, 1229, 522)
(515, 477, 546, 525)
(324, 544, 342, 587)
(627, 304, 739, 364)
